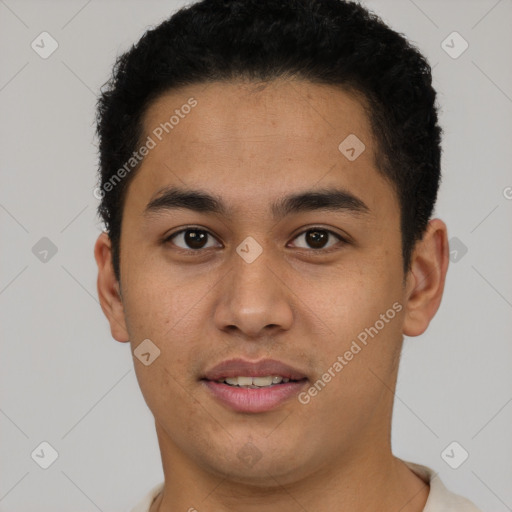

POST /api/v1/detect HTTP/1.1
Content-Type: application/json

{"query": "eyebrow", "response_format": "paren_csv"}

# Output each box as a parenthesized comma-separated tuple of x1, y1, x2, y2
(143, 185, 370, 220)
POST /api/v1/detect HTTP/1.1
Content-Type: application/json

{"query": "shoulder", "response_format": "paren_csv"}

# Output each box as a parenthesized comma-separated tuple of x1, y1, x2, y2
(130, 481, 164, 512)
(404, 460, 482, 512)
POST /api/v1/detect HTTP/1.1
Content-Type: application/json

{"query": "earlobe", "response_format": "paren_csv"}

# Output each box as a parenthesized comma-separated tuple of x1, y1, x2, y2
(402, 219, 449, 337)
(94, 232, 130, 343)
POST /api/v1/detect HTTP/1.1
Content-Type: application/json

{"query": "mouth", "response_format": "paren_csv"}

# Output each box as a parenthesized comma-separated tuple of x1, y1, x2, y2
(200, 358, 309, 413)
(211, 375, 302, 388)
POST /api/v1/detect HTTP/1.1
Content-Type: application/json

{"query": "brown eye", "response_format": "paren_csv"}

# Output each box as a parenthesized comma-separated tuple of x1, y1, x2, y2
(290, 228, 344, 250)
(305, 230, 328, 249)
(166, 228, 221, 250)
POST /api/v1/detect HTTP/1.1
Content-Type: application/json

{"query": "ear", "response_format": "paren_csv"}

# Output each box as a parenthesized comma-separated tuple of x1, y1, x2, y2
(94, 231, 130, 342)
(402, 218, 449, 337)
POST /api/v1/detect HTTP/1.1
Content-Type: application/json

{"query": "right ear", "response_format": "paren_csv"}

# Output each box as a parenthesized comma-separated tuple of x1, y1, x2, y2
(94, 232, 130, 342)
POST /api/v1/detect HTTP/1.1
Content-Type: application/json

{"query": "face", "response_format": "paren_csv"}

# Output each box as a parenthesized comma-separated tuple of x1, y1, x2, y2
(95, 79, 447, 488)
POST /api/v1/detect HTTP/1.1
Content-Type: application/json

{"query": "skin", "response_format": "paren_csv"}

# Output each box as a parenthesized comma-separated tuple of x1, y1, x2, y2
(94, 79, 449, 512)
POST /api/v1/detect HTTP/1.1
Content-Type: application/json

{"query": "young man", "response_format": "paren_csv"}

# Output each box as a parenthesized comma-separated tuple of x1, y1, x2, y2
(93, 1, 481, 510)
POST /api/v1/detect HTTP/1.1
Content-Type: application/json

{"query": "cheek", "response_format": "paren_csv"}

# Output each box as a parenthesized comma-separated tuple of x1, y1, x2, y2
(306, 264, 401, 335)
(119, 233, 205, 336)
(122, 276, 200, 343)
(298, 262, 405, 395)
(297, 278, 404, 439)
(122, 274, 200, 407)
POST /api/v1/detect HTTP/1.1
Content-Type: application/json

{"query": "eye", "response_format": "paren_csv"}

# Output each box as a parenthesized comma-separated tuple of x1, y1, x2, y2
(164, 226, 347, 253)
(165, 227, 221, 251)
(289, 227, 345, 251)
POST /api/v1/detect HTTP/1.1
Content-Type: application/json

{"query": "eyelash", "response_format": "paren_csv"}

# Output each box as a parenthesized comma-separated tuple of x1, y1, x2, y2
(163, 226, 348, 254)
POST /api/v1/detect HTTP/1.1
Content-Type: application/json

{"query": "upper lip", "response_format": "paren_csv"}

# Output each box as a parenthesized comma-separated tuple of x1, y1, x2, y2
(202, 358, 308, 381)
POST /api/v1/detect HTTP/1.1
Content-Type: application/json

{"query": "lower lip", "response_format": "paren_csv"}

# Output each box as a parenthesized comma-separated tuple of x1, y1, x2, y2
(202, 380, 308, 413)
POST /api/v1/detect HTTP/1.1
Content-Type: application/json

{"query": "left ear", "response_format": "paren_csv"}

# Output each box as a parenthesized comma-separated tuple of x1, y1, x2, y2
(403, 218, 449, 337)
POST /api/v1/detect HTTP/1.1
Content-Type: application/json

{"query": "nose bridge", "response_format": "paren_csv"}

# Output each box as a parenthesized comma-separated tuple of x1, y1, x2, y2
(231, 238, 278, 310)
(233, 244, 272, 299)
(214, 238, 294, 337)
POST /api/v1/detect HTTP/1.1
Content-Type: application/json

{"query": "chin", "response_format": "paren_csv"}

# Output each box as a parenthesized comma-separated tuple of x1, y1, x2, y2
(201, 441, 314, 488)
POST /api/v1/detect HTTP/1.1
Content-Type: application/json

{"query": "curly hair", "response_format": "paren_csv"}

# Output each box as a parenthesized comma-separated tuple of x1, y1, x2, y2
(96, 0, 442, 283)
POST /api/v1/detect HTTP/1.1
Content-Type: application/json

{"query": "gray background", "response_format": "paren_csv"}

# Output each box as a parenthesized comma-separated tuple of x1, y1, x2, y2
(1, 0, 511, 510)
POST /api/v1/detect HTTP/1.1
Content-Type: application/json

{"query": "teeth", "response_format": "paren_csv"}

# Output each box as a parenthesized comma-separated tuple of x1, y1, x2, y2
(253, 376, 273, 386)
(219, 376, 292, 387)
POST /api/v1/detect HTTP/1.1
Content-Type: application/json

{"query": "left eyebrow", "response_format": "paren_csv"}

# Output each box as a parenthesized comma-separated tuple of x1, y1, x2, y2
(143, 185, 370, 219)
(272, 187, 370, 219)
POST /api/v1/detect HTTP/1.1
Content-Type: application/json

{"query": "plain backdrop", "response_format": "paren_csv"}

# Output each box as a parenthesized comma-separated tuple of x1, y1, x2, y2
(1, 0, 511, 510)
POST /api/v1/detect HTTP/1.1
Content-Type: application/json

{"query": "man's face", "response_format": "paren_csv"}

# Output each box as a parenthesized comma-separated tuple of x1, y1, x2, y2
(114, 79, 408, 484)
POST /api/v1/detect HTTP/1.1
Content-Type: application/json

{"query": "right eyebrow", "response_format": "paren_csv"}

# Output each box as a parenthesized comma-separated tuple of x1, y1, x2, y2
(143, 186, 228, 218)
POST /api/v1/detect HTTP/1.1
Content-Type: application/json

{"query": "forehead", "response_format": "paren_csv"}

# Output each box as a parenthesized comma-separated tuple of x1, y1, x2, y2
(143, 79, 374, 157)
(125, 79, 395, 218)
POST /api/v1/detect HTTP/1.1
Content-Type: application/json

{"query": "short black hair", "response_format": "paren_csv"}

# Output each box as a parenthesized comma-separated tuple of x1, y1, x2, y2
(96, 0, 442, 283)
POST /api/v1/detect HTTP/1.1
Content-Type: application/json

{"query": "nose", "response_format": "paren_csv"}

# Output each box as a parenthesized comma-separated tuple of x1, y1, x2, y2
(213, 245, 294, 339)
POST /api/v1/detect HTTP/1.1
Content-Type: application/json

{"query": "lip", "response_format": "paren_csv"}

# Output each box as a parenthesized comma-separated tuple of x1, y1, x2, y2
(202, 358, 308, 381)
(202, 380, 308, 413)
(201, 358, 309, 413)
